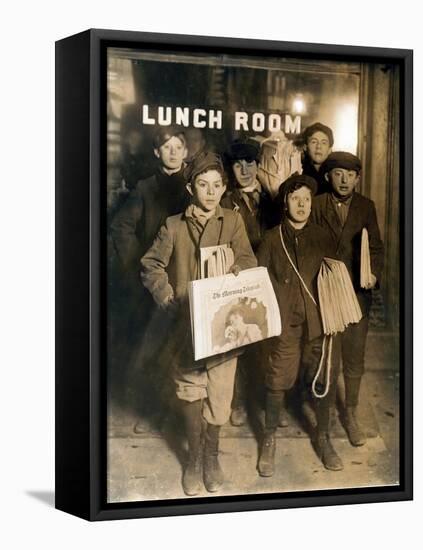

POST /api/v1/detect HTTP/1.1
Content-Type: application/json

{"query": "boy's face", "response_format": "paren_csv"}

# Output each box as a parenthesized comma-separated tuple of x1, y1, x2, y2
(225, 325, 237, 343)
(154, 136, 187, 170)
(187, 169, 226, 212)
(229, 312, 244, 332)
(232, 159, 258, 188)
(306, 131, 332, 166)
(328, 168, 360, 198)
(286, 186, 312, 224)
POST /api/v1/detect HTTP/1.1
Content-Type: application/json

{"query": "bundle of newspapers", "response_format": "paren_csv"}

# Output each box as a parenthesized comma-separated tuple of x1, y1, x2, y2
(188, 265, 281, 361)
(317, 258, 362, 335)
(360, 227, 373, 288)
(199, 244, 234, 279)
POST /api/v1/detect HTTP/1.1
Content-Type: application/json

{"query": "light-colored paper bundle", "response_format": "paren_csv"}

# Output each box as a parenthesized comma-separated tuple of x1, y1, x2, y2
(200, 244, 234, 279)
(360, 227, 372, 288)
(317, 258, 362, 335)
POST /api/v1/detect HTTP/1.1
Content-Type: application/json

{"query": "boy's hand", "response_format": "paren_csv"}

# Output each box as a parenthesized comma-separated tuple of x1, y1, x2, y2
(364, 273, 377, 290)
(160, 294, 177, 311)
(229, 264, 241, 276)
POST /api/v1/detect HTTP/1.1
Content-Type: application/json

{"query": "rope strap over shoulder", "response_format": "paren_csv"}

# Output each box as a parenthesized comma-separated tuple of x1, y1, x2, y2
(278, 226, 332, 399)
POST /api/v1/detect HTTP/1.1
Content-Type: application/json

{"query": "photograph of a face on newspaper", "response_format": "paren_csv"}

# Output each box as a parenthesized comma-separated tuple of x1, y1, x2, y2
(212, 297, 267, 354)
(106, 46, 400, 503)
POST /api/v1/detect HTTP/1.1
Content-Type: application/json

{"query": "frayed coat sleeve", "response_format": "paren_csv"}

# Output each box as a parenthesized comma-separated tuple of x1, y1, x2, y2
(140, 220, 175, 307)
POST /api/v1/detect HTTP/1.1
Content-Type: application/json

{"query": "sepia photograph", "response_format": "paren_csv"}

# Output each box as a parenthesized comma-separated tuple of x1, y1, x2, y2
(105, 43, 401, 504)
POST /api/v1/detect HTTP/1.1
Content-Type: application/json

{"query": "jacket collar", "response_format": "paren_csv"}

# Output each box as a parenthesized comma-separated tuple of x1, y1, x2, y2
(184, 203, 225, 220)
(321, 192, 360, 241)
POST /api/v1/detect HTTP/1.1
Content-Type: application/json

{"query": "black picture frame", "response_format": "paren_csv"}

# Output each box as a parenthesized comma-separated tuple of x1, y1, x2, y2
(55, 28, 413, 521)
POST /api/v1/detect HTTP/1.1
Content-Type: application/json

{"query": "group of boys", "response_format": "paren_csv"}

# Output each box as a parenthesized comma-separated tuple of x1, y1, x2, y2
(110, 122, 384, 496)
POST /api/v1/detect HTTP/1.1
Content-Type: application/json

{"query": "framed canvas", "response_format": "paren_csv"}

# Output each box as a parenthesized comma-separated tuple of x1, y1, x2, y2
(55, 28, 413, 520)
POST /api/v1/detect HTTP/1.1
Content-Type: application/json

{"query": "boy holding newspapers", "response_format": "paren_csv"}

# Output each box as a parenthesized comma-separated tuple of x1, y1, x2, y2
(311, 152, 384, 447)
(140, 151, 257, 496)
(257, 173, 351, 476)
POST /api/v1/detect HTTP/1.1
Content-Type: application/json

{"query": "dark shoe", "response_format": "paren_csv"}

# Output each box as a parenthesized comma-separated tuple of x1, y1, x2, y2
(313, 433, 344, 471)
(258, 431, 276, 477)
(180, 400, 204, 496)
(278, 406, 289, 428)
(203, 424, 224, 492)
(302, 399, 317, 429)
(230, 406, 248, 427)
(182, 451, 203, 496)
(133, 417, 153, 434)
(345, 407, 366, 446)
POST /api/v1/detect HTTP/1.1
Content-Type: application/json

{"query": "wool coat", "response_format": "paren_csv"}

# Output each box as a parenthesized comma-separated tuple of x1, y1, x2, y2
(310, 192, 384, 315)
(221, 187, 280, 252)
(140, 205, 257, 307)
(140, 205, 257, 371)
(257, 220, 336, 342)
(110, 167, 189, 272)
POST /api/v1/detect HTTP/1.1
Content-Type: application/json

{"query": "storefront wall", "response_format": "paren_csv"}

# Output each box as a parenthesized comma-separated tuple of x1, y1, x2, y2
(107, 50, 400, 332)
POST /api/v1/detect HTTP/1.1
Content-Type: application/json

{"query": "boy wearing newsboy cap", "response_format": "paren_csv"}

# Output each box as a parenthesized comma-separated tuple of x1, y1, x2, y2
(222, 138, 279, 427)
(311, 152, 384, 446)
(257, 174, 343, 476)
(141, 151, 257, 497)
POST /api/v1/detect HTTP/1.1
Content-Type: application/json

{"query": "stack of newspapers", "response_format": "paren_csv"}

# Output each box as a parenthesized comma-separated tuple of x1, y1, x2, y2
(317, 258, 362, 335)
(199, 244, 234, 279)
(188, 265, 281, 361)
(360, 227, 373, 288)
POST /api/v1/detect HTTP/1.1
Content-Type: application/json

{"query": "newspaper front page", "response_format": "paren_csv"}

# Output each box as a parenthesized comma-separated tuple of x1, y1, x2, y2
(188, 267, 281, 361)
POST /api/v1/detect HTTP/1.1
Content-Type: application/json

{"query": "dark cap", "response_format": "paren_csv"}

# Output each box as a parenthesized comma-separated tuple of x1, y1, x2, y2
(278, 173, 318, 206)
(323, 152, 362, 174)
(303, 122, 334, 147)
(184, 150, 225, 183)
(153, 126, 186, 149)
(226, 139, 260, 163)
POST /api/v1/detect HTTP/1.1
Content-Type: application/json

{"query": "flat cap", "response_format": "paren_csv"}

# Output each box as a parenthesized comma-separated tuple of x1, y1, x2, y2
(323, 151, 362, 174)
(153, 126, 186, 149)
(303, 122, 334, 147)
(184, 150, 225, 183)
(226, 139, 260, 163)
(278, 173, 318, 205)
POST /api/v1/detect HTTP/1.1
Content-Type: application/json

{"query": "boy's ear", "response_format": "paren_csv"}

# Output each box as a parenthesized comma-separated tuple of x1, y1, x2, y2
(153, 148, 160, 159)
(182, 147, 188, 161)
(324, 172, 330, 182)
(186, 182, 194, 196)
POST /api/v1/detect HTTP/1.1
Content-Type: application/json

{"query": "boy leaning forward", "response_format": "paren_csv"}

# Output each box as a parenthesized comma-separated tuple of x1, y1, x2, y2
(140, 151, 257, 496)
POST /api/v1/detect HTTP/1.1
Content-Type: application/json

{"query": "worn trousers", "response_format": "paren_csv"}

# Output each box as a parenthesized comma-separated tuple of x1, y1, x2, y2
(340, 315, 369, 379)
(265, 323, 324, 392)
(174, 357, 237, 426)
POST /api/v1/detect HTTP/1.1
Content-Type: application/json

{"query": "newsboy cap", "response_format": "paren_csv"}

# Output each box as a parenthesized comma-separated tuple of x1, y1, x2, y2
(184, 150, 225, 183)
(322, 152, 362, 174)
(153, 126, 186, 149)
(303, 122, 334, 147)
(226, 139, 261, 163)
(278, 173, 318, 205)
